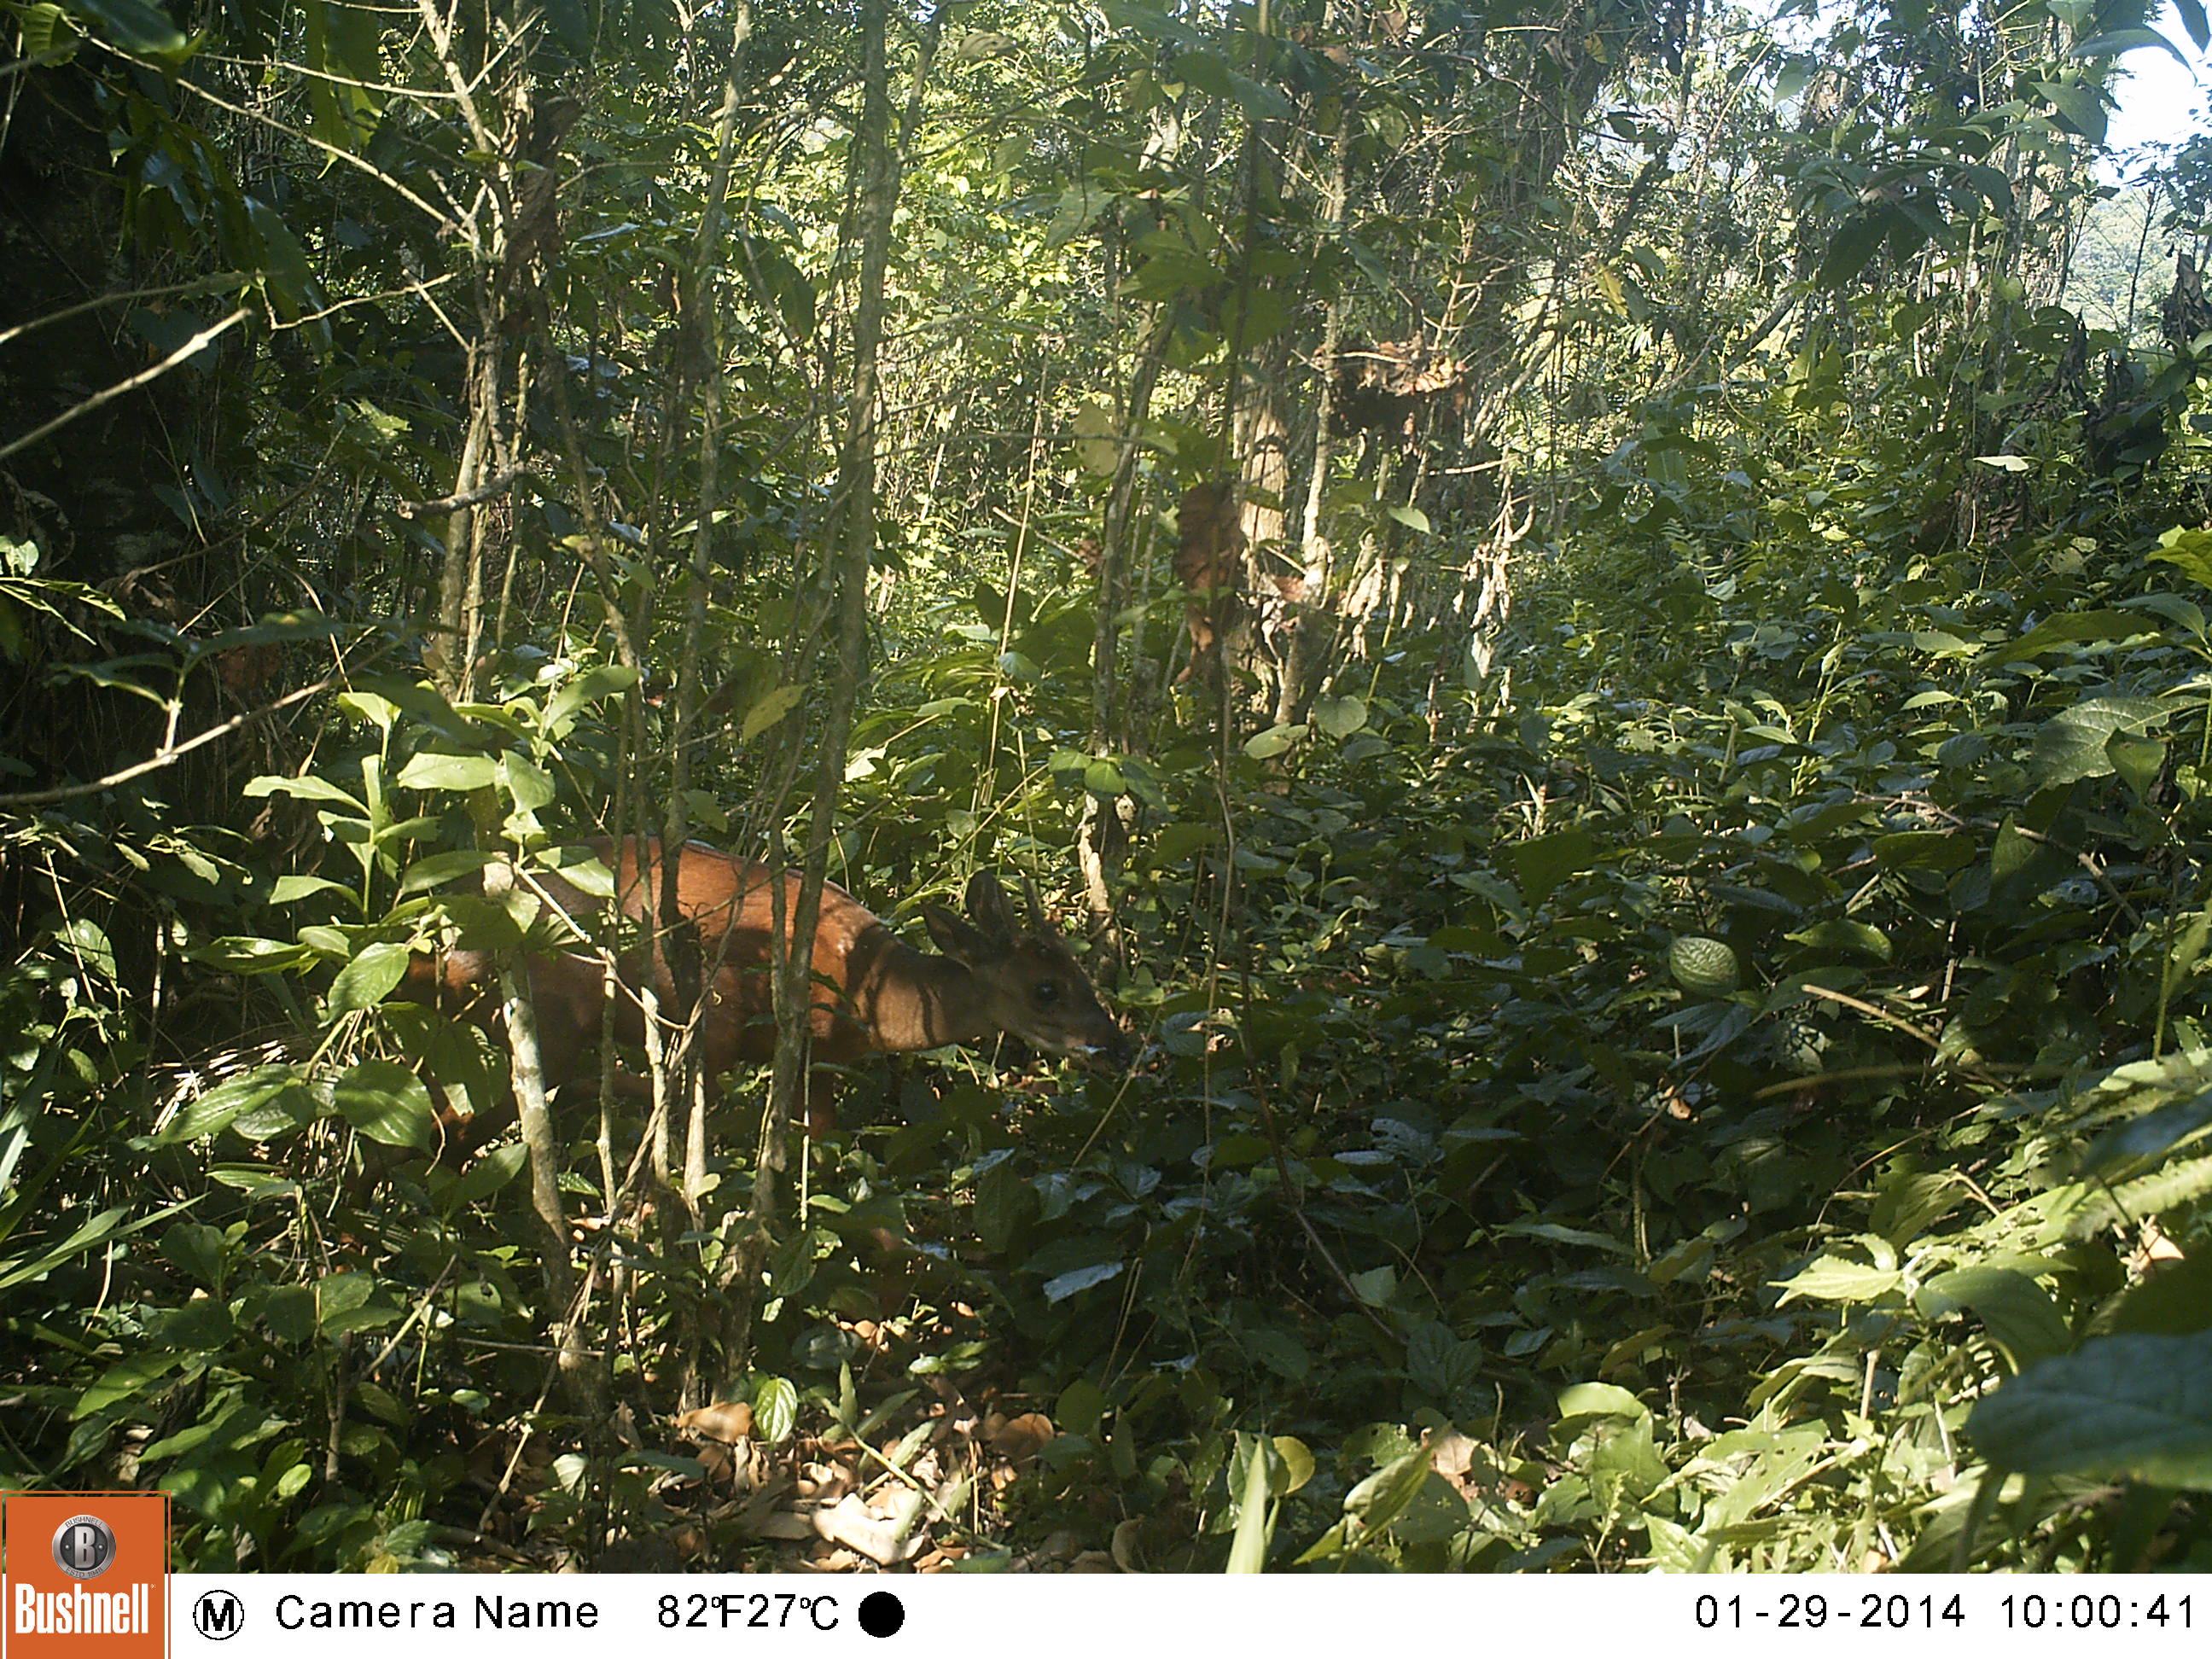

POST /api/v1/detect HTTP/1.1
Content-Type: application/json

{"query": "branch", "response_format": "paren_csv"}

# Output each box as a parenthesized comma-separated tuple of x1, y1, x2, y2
(396, 466, 528, 520)
(0, 677, 332, 809)
(0, 273, 248, 352)
(0, 309, 250, 464)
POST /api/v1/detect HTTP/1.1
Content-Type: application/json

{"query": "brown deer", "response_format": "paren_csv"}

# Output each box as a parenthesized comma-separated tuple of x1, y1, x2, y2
(404, 836, 1130, 1145)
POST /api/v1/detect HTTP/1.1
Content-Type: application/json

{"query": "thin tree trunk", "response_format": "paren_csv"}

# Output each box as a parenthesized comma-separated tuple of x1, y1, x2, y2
(721, 0, 937, 1338)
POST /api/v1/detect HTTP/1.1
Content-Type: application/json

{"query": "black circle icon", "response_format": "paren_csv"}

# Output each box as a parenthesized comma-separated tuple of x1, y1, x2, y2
(858, 1590, 905, 1638)
(193, 1590, 246, 1641)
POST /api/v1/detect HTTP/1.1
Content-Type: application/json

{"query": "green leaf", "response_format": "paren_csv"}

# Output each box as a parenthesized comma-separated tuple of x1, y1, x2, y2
(1557, 1382, 1649, 1419)
(1243, 724, 1307, 760)
(243, 773, 366, 812)
(330, 1059, 436, 1151)
(1339, 1447, 1433, 1535)
(1225, 1433, 1272, 1572)
(0, 1201, 188, 1293)
(1869, 830, 1974, 872)
(1043, 1260, 1126, 1302)
(270, 874, 353, 904)
(541, 664, 638, 733)
(399, 850, 492, 895)
(2069, 26, 2186, 61)
(1511, 829, 1598, 906)
(742, 684, 805, 742)
(1970, 1332, 2212, 1486)
(1916, 1267, 2073, 1370)
(72, 0, 186, 52)
(156, 1064, 307, 1143)
(16, 3, 76, 58)
(2176, 0, 2209, 50)
(394, 750, 499, 792)
(1818, 211, 1890, 287)
(753, 1376, 799, 1444)
(2002, 608, 2154, 661)
(1776, 1253, 1903, 1305)
(498, 753, 557, 812)
(326, 940, 410, 1016)
(2109, 732, 2167, 798)
(2152, 526, 2212, 589)
(184, 935, 317, 973)
(1785, 920, 1891, 963)
(440, 1141, 527, 1212)
(2033, 78, 2109, 143)
(247, 197, 318, 321)
(1312, 695, 1368, 737)
(2031, 696, 2168, 790)
(74, 1348, 190, 1418)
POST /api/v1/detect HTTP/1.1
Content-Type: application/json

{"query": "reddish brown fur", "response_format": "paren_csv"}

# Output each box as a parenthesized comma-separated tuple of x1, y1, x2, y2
(1173, 480, 1244, 684)
(405, 836, 1128, 1146)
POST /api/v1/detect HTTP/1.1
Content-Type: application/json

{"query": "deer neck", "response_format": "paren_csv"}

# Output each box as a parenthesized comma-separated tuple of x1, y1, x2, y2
(843, 932, 990, 1053)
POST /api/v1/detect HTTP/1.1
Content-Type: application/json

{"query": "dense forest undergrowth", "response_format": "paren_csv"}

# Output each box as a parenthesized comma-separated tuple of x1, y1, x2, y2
(9, 0, 2212, 1574)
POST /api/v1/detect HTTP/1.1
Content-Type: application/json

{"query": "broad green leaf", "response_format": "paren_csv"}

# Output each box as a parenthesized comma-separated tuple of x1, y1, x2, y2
(753, 1376, 800, 1444)
(393, 750, 499, 792)
(326, 940, 410, 1016)
(1339, 1446, 1433, 1535)
(330, 1058, 436, 1151)
(1871, 830, 1977, 872)
(2033, 78, 2108, 143)
(1916, 1267, 2073, 1370)
(439, 1140, 527, 1212)
(1970, 1332, 2212, 1486)
(73, 0, 185, 51)
(1243, 724, 1307, 760)
(1312, 694, 1367, 737)
(399, 850, 492, 895)
(74, 1348, 191, 1419)
(2153, 525, 2212, 590)
(2109, 732, 2167, 798)
(1557, 1382, 1648, 1419)
(243, 773, 366, 811)
(1776, 1254, 1903, 1304)
(2001, 608, 2153, 661)
(742, 684, 805, 742)
(2031, 696, 2168, 790)
(1786, 920, 1891, 962)
(269, 874, 352, 904)
(499, 753, 557, 812)
(1042, 1260, 1126, 1302)
(541, 664, 638, 734)
(156, 1064, 306, 1143)
(1511, 828, 1598, 906)
(2069, 25, 2186, 61)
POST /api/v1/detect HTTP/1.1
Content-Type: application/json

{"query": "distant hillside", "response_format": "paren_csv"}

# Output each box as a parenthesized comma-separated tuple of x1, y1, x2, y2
(2065, 183, 2167, 342)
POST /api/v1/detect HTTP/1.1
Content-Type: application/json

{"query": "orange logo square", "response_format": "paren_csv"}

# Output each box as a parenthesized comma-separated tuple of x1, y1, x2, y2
(0, 1493, 168, 1659)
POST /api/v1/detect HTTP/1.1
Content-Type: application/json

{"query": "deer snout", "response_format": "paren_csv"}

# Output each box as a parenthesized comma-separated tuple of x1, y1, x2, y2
(1080, 1022, 1138, 1070)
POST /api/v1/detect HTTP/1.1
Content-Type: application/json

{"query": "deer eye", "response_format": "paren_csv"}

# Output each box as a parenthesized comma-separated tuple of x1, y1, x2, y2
(1032, 979, 1062, 1005)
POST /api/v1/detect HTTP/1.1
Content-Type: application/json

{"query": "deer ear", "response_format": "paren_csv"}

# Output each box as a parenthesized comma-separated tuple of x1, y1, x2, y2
(965, 870, 1018, 937)
(924, 903, 985, 962)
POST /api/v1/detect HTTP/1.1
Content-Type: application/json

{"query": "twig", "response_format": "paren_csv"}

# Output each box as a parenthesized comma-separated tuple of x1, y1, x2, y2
(0, 273, 248, 351)
(398, 465, 528, 520)
(0, 676, 331, 808)
(0, 309, 249, 464)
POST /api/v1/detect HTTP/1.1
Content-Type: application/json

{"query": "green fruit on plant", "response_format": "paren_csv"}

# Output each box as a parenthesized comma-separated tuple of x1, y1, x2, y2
(1669, 934, 1740, 995)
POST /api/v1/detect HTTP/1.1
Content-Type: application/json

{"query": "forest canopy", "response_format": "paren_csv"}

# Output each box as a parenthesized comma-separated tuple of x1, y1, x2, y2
(7, 0, 2212, 1572)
